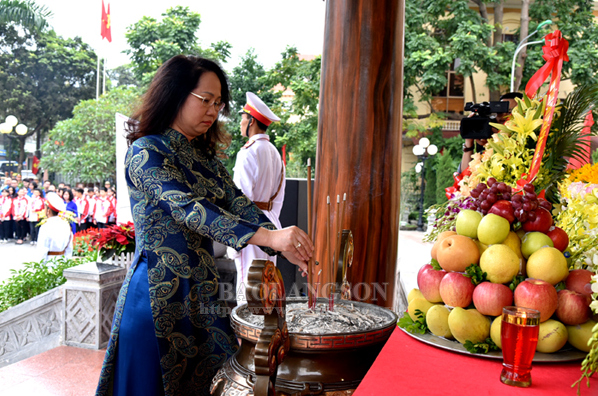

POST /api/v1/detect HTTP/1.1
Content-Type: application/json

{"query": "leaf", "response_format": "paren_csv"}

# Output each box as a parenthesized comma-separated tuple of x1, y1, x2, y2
(398, 310, 429, 335)
(430, 258, 443, 271)
(463, 338, 500, 354)
(509, 275, 525, 291)
(464, 264, 487, 286)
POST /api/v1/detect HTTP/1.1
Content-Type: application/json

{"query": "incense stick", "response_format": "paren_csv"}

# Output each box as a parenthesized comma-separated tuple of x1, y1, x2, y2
(306, 158, 314, 309)
(340, 193, 347, 277)
(315, 267, 322, 306)
(326, 196, 331, 307)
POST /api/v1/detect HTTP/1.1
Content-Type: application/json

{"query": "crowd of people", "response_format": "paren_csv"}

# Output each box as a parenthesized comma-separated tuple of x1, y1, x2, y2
(0, 175, 117, 245)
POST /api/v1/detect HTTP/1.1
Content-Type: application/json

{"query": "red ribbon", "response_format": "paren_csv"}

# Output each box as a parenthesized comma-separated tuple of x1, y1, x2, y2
(525, 31, 569, 98)
(444, 168, 472, 199)
(517, 30, 569, 189)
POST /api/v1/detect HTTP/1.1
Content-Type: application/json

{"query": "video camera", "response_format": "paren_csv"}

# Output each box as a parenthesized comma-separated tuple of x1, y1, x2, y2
(459, 101, 510, 140)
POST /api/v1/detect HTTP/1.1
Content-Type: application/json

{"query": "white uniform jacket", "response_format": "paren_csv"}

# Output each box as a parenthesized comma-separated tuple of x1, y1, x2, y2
(37, 216, 73, 264)
(228, 134, 285, 299)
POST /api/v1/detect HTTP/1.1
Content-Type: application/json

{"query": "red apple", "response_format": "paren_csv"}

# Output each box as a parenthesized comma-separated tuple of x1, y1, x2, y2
(546, 226, 569, 252)
(566, 269, 594, 297)
(514, 279, 558, 322)
(555, 289, 591, 325)
(417, 264, 431, 287)
(488, 200, 515, 223)
(522, 207, 553, 233)
(417, 265, 447, 303)
(439, 272, 475, 308)
(472, 282, 514, 316)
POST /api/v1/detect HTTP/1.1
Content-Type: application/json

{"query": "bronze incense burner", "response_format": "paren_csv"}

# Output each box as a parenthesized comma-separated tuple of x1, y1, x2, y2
(211, 259, 397, 396)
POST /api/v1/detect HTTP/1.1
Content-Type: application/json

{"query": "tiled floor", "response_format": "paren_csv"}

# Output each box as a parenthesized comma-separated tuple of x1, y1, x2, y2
(0, 346, 106, 396)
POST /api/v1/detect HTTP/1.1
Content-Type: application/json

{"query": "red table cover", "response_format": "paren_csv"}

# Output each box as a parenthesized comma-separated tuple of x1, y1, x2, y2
(353, 326, 597, 396)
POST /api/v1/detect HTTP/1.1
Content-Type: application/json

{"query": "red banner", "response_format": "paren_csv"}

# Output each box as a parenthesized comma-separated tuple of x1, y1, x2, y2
(522, 30, 569, 186)
(101, 1, 112, 42)
(32, 156, 40, 175)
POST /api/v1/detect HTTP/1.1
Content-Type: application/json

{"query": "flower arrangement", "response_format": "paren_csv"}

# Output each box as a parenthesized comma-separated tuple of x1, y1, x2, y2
(88, 222, 136, 261)
(73, 228, 98, 258)
(554, 165, 598, 391)
(456, 86, 598, 201)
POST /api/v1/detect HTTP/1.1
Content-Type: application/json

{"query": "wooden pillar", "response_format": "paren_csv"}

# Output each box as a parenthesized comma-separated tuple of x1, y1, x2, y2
(314, 0, 405, 308)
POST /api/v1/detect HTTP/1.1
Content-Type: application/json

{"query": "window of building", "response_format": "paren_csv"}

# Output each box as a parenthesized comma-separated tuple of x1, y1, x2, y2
(431, 60, 465, 113)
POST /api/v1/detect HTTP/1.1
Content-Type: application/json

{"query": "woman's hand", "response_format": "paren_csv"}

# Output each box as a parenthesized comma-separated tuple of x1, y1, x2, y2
(281, 251, 308, 276)
(249, 226, 314, 263)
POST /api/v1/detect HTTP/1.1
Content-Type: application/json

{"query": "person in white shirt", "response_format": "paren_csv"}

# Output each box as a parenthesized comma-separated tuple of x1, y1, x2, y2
(228, 92, 286, 300)
(27, 188, 44, 245)
(37, 192, 73, 264)
(13, 187, 29, 244)
(86, 188, 97, 229)
(94, 187, 115, 229)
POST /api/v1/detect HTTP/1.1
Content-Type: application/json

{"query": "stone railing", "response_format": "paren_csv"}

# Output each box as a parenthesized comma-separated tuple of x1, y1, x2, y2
(0, 287, 63, 368)
(0, 261, 127, 368)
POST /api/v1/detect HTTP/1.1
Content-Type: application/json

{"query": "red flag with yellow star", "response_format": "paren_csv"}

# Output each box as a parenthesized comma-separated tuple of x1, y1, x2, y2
(32, 156, 40, 175)
(101, 0, 112, 42)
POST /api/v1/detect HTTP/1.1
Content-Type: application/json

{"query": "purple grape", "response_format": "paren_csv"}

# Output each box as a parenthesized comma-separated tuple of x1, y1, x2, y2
(527, 211, 536, 222)
(487, 177, 497, 186)
(540, 200, 552, 210)
(497, 183, 508, 192)
(480, 200, 491, 210)
(520, 212, 529, 223)
(503, 193, 511, 201)
(524, 183, 535, 193)
(522, 202, 532, 212)
(525, 192, 537, 201)
(487, 193, 498, 204)
(512, 194, 523, 203)
(512, 201, 522, 209)
(480, 190, 489, 200)
(470, 190, 480, 198)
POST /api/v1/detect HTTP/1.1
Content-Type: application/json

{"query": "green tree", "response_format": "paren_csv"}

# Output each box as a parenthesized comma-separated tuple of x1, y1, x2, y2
(0, 26, 97, 172)
(404, 0, 515, 115)
(107, 64, 140, 89)
(125, 6, 231, 85)
(40, 86, 140, 184)
(265, 47, 321, 177)
(526, 0, 598, 88)
(0, 0, 51, 31)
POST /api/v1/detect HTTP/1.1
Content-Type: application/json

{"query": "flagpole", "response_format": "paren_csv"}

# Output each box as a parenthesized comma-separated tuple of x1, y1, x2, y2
(102, 57, 106, 95)
(96, 55, 100, 100)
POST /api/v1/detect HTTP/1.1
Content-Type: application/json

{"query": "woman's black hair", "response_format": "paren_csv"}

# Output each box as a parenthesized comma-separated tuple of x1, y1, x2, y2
(126, 55, 231, 157)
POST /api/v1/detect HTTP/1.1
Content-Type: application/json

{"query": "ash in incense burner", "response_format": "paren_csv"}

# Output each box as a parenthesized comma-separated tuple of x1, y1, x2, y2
(237, 301, 391, 335)
(212, 297, 397, 395)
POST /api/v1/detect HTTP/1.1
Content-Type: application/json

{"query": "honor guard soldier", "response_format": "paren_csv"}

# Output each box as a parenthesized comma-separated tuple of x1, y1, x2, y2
(37, 192, 73, 264)
(229, 92, 285, 299)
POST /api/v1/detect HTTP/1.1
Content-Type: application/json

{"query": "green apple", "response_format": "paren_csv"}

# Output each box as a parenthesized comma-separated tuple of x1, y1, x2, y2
(456, 209, 483, 239)
(477, 213, 510, 245)
(521, 232, 554, 259)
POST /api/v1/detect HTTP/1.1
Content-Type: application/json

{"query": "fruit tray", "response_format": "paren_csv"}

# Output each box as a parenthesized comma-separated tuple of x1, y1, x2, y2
(399, 326, 587, 362)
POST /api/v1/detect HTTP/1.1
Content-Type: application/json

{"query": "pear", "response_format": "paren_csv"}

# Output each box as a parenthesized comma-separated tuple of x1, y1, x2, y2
(408, 288, 424, 304)
(490, 316, 502, 349)
(537, 319, 568, 353)
(503, 231, 523, 259)
(566, 319, 597, 353)
(408, 297, 436, 321)
(426, 305, 453, 339)
(448, 307, 491, 345)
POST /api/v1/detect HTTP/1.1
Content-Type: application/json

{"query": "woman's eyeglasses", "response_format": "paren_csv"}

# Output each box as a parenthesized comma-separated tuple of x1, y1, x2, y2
(189, 92, 225, 113)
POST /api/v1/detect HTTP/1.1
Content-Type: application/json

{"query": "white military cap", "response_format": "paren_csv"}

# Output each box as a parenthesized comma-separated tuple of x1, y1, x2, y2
(46, 192, 66, 213)
(240, 92, 281, 126)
